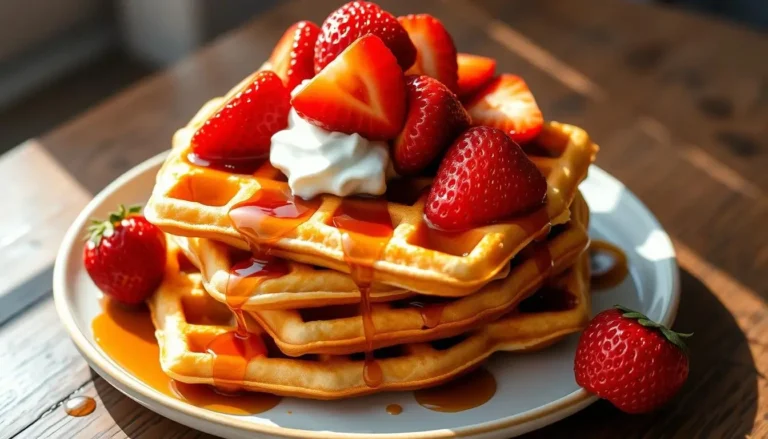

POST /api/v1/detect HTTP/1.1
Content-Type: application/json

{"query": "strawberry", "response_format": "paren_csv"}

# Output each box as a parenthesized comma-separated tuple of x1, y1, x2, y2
(456, 53, 496, 99)
(83, 205, 167, 305)
(314, 1, 416, 73)
(191, 70, 290, 169)
(391, 75, 470, 175)
(398, 14, 458, 93)
(292, 35, 406, 141)
(574, 306, 691, 414)
(268, 21, 321, 91)
(425, 126, 547, 231)
(466, 74, 543, 144)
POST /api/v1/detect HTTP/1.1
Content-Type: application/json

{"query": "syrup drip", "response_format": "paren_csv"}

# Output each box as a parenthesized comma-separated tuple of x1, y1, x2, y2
(528, 241, 554, 278)
(386, 403, 403, 415)
(92, 298, 281, 414)
(414, 368, 497, 412)
(405, 297, 452, 329)
(64, 396, 96, 417)
(332, 198, 394, 388)
(524, 207, 552, 242)
(589, 240, 628, 290)
(219, 184, 320, 392)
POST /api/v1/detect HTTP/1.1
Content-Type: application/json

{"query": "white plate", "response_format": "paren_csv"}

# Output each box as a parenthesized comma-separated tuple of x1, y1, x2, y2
(54, 153, 679, 439)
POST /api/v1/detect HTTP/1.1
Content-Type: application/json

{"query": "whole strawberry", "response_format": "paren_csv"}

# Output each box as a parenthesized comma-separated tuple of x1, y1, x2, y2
(314, 1, 416, 73)
(574, 306, 691, 414)
(83, 205, 167, 305)
(425, 126, 547, 231)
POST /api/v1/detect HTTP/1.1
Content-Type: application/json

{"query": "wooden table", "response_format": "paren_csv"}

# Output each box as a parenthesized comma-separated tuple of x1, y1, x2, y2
(2, 0, 767, 437)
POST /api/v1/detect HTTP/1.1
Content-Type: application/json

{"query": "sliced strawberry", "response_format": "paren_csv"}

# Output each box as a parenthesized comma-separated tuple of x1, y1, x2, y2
(398, 14, 458, 93)
(391, 75, 470, 175)
(457, 53, 496, 99)
(268, 21, 321, 91)
(191, 71, 290, 168)
(425, 126, 547, 231)
(465, 74, 543, 144)
(315, 1, 416, 73)
(292, 35, 406, 141)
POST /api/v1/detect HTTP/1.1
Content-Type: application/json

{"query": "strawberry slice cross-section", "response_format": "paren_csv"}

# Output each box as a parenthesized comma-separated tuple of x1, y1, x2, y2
(466, 74, 543, 145)
(291, 34, 407, 141)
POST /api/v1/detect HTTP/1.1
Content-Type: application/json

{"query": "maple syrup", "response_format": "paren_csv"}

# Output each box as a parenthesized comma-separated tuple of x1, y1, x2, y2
(332, 198, 394, 388)
(92, 298, 281, 414)
(186, 151, 267, 175)
(64, 396, 96, 417)
(386, 403, 403, 415)
(589, 240, 628, 290)
(218, 183, 321, 391)
(414, 368, 497, 412)
(403, 296, 452, 329)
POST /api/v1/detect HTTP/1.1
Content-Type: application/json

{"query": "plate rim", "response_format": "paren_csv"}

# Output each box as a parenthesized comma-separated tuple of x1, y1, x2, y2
(53, 153, 679, 439)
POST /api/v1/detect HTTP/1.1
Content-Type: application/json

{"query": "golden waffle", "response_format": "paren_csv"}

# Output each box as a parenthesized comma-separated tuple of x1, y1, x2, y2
(171, 192, 588, 356)
(147, 240, 590, 399)
(145, 95, 598, 297)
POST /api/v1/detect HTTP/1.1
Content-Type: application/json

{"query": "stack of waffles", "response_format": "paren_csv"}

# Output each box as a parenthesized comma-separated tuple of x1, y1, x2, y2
(143, 95, 599, 399)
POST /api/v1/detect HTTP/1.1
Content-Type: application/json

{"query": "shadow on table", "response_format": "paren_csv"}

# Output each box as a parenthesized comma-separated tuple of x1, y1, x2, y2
(92, 372, 219, 438)
(523, 268, 758, 438)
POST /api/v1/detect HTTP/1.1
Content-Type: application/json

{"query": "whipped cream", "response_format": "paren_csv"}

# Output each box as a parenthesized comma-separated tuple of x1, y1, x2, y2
(270, 108, 393, 199)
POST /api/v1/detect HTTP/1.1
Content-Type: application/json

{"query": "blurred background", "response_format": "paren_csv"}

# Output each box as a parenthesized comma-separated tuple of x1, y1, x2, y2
(0, 0, 764, 155)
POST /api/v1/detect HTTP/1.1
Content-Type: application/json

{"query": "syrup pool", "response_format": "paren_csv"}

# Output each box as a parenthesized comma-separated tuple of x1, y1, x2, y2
(92, 298, 280, 415)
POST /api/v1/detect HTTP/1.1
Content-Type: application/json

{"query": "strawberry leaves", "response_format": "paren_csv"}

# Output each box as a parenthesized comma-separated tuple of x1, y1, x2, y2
(615, 305, 693, 354)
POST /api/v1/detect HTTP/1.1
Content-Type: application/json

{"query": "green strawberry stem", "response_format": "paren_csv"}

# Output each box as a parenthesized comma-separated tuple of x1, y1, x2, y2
(85, 204, 142, 246)
(614, 305, 693, 354)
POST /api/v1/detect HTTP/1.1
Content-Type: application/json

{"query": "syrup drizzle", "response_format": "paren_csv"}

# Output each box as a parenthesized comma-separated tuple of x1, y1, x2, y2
(92, 298, 280, 414)
(386, 403, 403, 415)
(64, 396, 96, 417)
(589, 240, 628, 290)
(414, 368, 497, 412)
(331, 198, 394, 388)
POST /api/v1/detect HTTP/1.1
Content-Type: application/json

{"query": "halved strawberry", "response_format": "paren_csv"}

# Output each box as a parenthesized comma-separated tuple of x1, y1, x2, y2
(425, 126, 547, 231)
(191, 71, 290, 168)
(465, 74, 543, 144)
(268, 21, 321, 91)
(314, 1, 416, 73)
(292, 35, 406, 141)
(457, 53, 496, 99)
(398, 14, 458, 93)
(391, 75, 470, 175)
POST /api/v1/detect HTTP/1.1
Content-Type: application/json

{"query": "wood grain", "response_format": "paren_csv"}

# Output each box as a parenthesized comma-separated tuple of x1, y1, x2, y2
(1, 0, 767, 437)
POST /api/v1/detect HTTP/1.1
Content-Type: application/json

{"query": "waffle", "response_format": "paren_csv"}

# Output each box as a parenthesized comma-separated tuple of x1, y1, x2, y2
(170, 192, 588, 356)
(145, 96, 598, 297)
(148, 239, 590, 400)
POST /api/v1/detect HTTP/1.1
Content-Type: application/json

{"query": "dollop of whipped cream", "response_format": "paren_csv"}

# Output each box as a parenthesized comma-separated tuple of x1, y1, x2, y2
(270, 108, 393, 199)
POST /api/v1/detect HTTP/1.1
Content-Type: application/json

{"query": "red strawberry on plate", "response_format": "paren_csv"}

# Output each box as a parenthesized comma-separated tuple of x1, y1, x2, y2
(292, 34, 406, 141)
(457, 53, 496, 99)
(314, 1, 416, 73)
(574, 306, 691, 414)
(466, 74, 543, 144)
(398, 14, 458, 93)
(268, 21, 321, 91)
(191, 70, 290, 170)
(391, 75, 470, 175)
(425, 126, 547, 231)
(84, 205, 167, 305)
